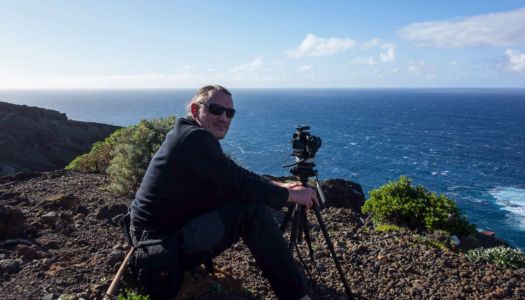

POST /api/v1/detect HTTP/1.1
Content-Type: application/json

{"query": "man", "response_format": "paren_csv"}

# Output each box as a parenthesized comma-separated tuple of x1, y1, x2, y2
(129, 85, 317, 299)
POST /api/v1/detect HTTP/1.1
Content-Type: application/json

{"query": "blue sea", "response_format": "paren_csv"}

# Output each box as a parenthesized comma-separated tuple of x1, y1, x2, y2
(1, 88, 524, 251)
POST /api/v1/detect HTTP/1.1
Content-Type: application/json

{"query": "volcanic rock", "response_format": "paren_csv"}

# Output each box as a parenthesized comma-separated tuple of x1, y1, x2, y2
(0, 259, 21, 275)
(0, 101, 121, 176)
(0, 206, 25, 238)
(320, 178, 366, 212)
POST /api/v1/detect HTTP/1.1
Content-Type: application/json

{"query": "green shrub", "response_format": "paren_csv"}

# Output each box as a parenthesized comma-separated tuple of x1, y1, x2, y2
(117, 290, 150, 300)
(466, 246, 525, 269)
(362, 176, 475, 236)
(66, 116, 176, 196)
(107, 116, 176, 195)
(65, 128, 125, 172)
(375, 224, 402, 232)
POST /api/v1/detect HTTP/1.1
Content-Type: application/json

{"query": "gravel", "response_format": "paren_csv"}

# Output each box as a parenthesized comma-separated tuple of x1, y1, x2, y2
(1, 170, 524, 299)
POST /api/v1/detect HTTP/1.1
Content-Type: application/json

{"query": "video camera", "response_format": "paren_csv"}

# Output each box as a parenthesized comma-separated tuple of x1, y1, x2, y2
(291, 126, 322, 161)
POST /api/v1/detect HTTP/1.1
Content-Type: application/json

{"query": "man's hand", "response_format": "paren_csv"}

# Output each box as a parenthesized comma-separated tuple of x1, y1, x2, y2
(270, 180, 302, 189)
(286, 186, 319, 212)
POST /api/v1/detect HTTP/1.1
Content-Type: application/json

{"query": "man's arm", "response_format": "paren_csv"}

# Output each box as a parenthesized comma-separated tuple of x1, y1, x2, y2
(177, 130, 289, 209)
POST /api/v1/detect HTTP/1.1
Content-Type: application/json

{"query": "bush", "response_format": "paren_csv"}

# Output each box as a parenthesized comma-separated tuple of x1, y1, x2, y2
(107, 116, 176, 195)
(65, 128, 125, 172)
(362, 176, 475, 236)
(117, 290, 150, 300)
(466, 246, 525, 269)
(66, 116, 176, 196)
(375, 224, 402, 232)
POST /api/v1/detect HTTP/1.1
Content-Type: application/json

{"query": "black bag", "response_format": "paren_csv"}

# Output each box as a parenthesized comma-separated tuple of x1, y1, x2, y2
(134, 235, 183, 299)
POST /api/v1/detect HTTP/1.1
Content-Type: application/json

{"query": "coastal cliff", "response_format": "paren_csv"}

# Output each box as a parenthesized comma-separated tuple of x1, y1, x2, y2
(0, 101, 121, 176)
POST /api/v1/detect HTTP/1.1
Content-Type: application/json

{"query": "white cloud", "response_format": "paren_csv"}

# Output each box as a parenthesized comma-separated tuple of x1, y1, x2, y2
(351, 57, 376, 65)
(286, 34, 356, 58)
(407, 60, 437, 80)
(298, 64, 313, 71)
(379, 44, 396, 62)
(225, 58, 283, 83)
(271, 60, 286, 65)
(230, 58, 264, 73)
(408, 60, 426, 73)
(399, 7, 525, 48)
(359, 39, 396, 62)
(362, 38, 381, 49)
(505, 49, 525, 72)
(17, 73, 207, 89)
(182, 65, 192, 71)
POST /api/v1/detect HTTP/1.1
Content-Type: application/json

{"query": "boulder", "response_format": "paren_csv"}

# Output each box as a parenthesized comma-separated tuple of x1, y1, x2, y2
(320, 178, 366, 212)
(0, 206, 25, 238)
(96, 204, 128, 220)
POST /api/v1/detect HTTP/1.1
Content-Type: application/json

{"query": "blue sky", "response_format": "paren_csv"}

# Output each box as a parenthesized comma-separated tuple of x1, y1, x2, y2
(1, 0, 525, 88)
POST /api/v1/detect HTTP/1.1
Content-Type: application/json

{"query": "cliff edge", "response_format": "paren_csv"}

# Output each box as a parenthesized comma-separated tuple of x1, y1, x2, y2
(0, 101, 121, 176)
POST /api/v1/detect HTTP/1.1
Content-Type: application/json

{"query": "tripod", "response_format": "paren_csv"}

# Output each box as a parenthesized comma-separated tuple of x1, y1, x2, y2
(280, 161, 353, 299)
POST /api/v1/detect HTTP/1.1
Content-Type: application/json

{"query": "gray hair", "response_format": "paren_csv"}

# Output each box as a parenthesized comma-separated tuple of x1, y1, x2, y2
(185, 85, 232, 119)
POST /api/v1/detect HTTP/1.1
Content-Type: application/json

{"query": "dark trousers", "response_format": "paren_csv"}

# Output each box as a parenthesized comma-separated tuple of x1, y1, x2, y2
(132, 201, 308, 300)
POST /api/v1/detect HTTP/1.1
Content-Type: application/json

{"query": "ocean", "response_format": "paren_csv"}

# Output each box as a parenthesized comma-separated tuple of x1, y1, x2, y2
(1, 88, 524, 251)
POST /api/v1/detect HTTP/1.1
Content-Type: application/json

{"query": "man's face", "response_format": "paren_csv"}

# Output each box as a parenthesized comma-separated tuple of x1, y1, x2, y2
(191, 91, 234, 140)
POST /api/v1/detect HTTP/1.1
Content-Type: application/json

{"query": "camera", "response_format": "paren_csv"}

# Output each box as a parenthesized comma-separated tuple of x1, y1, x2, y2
(291, 126, 322, 161)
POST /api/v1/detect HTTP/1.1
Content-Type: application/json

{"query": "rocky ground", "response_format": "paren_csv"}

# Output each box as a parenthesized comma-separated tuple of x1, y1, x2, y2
(1, 171, 524, 299)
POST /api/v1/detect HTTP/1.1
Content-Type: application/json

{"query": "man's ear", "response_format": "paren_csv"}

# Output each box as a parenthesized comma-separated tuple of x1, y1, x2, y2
(190, 103, 200, 119)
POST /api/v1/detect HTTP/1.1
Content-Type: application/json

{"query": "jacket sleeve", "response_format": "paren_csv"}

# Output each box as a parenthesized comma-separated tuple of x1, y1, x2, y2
(176, 129, 288, 210)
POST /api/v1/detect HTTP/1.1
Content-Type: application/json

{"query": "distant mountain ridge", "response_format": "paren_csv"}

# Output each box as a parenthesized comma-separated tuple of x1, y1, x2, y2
(0, 101, 121, 176)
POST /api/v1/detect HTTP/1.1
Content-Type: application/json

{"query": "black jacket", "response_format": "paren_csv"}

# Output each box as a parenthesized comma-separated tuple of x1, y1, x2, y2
(130, 117, 288, 234)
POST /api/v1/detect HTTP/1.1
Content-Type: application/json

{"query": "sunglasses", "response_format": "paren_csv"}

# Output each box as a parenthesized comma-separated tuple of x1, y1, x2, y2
(198, 102, 236, 119)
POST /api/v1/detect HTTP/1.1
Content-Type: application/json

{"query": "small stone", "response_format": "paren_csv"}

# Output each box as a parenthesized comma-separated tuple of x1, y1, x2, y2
(493, 287, 509, 298)
(16, 245, 40, 261)
(45, 193, 79, 209)
(55, 219, 69, 231)
(41, 293, 56, 300)
(44, 239, 61, 249)
(41, 211, 59, 226)
(107, 250, 124, 267)
(0, 258, 21, 274)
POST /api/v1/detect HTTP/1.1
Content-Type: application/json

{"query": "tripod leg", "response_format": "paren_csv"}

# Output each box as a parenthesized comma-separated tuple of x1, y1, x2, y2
(301, 209, 320, 275)
(312, 203, 353, 300)
(280, 203, 295, 232)
(293, 240, 318, 293)
(289, 205, 301, 251)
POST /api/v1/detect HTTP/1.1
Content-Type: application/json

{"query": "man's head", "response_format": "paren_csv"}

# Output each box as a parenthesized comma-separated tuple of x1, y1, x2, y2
(187, 85, 235, 140)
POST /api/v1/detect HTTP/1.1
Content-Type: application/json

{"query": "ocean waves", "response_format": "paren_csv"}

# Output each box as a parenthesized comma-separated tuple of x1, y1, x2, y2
(489, 187, 525, 230)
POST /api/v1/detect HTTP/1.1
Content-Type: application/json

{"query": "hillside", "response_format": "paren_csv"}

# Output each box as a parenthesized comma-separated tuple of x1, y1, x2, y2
(1, 171, 524, 299)
(0, 101, 121, 176)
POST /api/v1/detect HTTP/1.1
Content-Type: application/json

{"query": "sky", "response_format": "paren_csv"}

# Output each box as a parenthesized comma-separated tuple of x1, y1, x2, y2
(1, 0, 525, 89)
